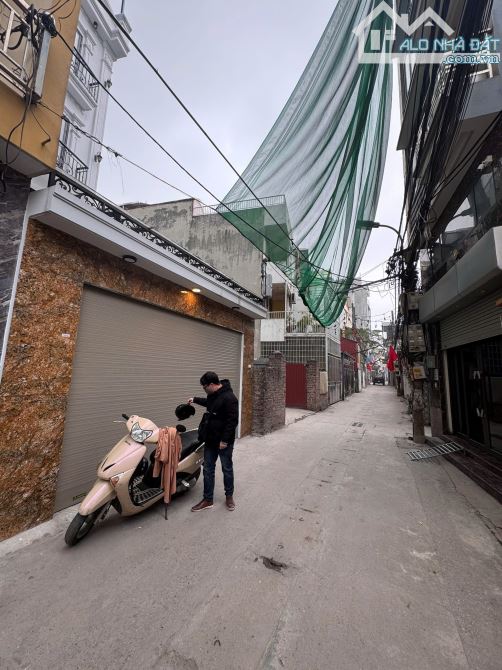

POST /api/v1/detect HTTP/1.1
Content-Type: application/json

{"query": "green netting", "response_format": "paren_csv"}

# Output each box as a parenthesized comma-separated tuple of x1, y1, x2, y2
(220, 0, 393, 326)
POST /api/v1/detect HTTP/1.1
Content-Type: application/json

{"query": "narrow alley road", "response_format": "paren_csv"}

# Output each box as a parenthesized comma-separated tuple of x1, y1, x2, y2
(1, 387, 501, 670)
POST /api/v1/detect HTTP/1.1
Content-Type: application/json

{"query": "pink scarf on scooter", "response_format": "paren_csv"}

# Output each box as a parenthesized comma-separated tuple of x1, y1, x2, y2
(152, 427, 182, 503)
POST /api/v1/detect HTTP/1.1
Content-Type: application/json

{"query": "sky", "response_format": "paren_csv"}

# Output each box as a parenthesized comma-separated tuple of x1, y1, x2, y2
(100, 0, 404, 330)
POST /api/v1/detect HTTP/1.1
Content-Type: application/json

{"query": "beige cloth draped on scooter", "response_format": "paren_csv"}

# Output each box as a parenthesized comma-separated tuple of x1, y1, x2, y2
(153, 427, 182, 503)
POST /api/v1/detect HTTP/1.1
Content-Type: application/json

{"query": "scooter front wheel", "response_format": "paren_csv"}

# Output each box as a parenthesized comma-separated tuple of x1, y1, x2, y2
(65, 507, 103, 547)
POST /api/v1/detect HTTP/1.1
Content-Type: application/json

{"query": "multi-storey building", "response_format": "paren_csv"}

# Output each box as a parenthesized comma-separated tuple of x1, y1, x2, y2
(1, 0, 79, 379)
(56, 0, 130, 189)
(396, 0, 502, 491)
(350, 282, 372, 331)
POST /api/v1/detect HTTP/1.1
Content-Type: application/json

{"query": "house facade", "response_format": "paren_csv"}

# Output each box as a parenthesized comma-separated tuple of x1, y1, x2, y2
(0, 1, 267, 540)
(1, 0, 80, 383)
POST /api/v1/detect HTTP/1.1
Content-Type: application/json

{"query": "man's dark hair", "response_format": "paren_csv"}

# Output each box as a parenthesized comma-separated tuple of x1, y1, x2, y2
(200, 371, 219, 386)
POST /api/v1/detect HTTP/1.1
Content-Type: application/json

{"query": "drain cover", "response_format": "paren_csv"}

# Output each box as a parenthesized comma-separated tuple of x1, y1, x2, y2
(407, 442, 463, 461)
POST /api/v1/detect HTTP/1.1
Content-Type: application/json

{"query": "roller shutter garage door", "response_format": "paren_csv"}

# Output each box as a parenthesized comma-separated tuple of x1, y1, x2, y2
(54, 287, 243, 510)
(440, 289, 502, 350)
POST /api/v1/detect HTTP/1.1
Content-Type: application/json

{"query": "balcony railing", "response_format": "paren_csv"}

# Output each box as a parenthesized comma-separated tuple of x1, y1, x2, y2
(0, 0, 37, 96)
(268, 310, 326, 335)
(48, 170, 264, 306)
(193, 195, 286, 217)
(56, 142, 88, 184)
(71, 55, 99, 102)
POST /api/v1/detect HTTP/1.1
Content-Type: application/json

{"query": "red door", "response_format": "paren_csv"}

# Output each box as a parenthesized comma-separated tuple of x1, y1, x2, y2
(286, 363, 307, 409)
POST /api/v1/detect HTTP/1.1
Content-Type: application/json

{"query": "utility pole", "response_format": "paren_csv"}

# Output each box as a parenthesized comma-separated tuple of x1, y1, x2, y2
(413, 380, 425, 444)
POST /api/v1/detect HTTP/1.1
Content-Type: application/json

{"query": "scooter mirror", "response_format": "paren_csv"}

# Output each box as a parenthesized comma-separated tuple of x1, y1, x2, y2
(176, 424, 187, 433)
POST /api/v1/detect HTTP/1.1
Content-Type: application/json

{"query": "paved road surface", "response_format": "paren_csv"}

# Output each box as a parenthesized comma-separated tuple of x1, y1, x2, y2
(1, 386, 501, 670)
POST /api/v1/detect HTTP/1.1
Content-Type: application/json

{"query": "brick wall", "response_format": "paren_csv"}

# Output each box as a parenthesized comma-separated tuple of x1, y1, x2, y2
(306, 360, 321, 411)
(252, 352, 286, 435)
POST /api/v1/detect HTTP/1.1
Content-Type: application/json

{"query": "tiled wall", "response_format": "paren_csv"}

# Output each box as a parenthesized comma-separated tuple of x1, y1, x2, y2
(261, 336, 326, 368)
(0, 169, 30, 371)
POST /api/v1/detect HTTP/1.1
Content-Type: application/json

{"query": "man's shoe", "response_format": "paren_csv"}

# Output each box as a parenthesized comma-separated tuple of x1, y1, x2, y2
(226, 496, 236, 511)
(191, 499, 213, 512)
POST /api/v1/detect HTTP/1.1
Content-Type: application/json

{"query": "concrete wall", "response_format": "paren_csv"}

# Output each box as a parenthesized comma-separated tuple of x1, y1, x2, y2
(125, 201, 263, 296)
(261, 319, 285, 342)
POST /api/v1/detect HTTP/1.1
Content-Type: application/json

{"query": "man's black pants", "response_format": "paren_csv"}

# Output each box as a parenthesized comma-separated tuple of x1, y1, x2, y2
(203, 444, 234, 501)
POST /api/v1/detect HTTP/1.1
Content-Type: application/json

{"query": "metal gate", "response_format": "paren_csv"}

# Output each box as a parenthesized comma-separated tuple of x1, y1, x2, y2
(328, 353, 342, 404)
(342, 354, 355, 398)
(286, 363, 308, 409)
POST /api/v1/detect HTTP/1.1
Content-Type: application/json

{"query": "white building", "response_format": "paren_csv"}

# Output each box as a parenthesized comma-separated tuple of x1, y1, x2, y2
(349, 280, 371, 331)
(56, 0, 130, 190)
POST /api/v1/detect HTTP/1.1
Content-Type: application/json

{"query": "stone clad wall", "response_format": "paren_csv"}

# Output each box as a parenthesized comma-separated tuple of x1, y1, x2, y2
(0, 221, 255, 540)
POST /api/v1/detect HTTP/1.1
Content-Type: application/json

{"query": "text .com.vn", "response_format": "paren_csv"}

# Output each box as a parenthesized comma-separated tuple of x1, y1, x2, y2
(443, 54, 501, 65)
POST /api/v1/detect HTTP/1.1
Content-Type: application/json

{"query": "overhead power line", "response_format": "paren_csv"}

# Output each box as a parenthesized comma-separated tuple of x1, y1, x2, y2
(94, 0, 394, 300)
(40, 99, 390, 294)
(50, 32, 368, 286)
(68, 0, 313, 271)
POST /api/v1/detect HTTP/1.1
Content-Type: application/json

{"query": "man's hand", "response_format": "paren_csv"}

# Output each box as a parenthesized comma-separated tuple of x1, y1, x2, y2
(188, 398, 194, 404)
(219, 442, 228, 450)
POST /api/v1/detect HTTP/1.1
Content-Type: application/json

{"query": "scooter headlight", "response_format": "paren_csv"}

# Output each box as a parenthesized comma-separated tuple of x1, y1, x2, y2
(130, 422, 154, 443)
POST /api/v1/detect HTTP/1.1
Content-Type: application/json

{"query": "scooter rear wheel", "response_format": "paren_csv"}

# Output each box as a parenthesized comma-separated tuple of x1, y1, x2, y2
(65, 507, 103, 546)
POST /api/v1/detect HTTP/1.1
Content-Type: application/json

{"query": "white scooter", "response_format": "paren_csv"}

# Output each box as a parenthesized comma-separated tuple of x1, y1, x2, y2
(65, 405, 204, 546)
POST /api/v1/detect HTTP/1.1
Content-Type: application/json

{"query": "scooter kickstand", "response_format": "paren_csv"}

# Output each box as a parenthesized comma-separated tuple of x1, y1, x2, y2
(164, 503, 168, 520)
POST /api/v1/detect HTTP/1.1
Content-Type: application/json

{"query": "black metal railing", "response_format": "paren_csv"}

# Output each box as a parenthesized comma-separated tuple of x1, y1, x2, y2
(56, 142, 89, 184)
(71, 55, 99, 102)
(48, 171, 264, 306)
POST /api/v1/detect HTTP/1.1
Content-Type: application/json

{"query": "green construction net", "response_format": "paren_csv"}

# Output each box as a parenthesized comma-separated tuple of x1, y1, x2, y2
(220, 0, 393, 326)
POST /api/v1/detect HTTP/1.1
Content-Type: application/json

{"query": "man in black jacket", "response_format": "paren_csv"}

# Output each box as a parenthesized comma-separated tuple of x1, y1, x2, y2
(188, 371, 239, 512)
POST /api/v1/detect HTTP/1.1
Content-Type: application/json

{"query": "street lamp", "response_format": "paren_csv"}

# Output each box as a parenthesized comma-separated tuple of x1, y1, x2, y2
(358, 220, 405, 248)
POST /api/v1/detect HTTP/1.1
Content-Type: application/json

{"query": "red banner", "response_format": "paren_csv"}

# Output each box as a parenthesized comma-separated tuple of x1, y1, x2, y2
(387, 346, 398, 372)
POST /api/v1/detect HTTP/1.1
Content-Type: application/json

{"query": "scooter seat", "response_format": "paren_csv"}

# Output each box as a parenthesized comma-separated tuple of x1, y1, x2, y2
(147, 430, 201, 465)
(180, 429, 202, 461)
